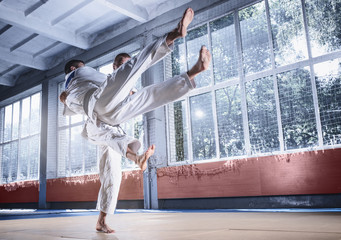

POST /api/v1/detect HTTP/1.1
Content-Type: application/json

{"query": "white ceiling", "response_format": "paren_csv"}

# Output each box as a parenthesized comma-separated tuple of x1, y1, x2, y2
(0, 0, 192, 87)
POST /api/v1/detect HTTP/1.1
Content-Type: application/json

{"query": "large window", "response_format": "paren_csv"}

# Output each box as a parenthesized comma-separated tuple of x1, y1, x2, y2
(57, 83, 98, 177)
(167, 0, 341, 164)
(0, 93, 41, 183)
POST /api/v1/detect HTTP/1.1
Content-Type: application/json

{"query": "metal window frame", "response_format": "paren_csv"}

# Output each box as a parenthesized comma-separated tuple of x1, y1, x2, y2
(166, 0, 341, 167)
(56, 81, 86, 178)
(0, 91, 42, 184)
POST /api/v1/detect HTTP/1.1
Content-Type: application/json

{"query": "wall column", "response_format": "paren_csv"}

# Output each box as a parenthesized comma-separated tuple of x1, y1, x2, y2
(39, 80, 48, 209)
(142, 54, 168, 209)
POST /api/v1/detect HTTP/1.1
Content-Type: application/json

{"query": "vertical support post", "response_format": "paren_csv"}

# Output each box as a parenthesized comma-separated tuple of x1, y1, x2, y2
(39, 80, 48, 209)
(142, 56, 168, 209)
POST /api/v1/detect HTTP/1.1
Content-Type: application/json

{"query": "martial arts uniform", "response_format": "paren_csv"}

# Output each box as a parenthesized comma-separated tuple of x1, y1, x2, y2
(62, 34, 195, 214)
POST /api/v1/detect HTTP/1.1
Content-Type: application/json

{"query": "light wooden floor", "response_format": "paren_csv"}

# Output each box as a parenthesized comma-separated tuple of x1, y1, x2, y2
(0, 210, 341, 240)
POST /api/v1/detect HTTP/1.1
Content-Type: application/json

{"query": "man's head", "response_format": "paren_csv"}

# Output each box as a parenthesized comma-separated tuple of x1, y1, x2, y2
(64, 60, 85, 74)
(113, 53, 131, 70)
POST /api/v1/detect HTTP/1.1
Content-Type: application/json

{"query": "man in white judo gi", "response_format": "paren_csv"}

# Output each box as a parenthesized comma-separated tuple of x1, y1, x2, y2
(60, 7, 211, 233)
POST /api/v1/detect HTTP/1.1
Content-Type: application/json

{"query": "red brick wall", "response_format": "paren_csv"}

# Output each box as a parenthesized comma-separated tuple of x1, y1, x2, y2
(1, 149, 340, 203)
(157, 148, 341, 199)
(46, 170, 144, 202)
(0, 181, 39, 203)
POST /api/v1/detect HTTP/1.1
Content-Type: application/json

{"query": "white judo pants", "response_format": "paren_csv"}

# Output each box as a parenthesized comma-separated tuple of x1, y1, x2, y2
(96, 146, 122, 214)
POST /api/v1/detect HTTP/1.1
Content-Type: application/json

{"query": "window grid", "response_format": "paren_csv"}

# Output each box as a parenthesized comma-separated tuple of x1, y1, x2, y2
(57, 81, 95, 177)
(0, 93, 41, 184)
(235, 10, 252, 155)
(264, 0, 285, 151)
(208, 21, 222, 160)
(167, 0, 341, 166)
(301, 0, 324, 147)
(60, 74, 112, 176)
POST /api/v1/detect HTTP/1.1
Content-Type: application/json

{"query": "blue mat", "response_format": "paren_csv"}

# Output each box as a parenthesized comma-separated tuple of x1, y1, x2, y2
(1, 208, 340, 220)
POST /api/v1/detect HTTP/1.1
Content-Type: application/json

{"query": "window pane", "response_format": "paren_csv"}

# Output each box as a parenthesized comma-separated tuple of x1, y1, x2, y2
(210, 14, 238, 83)
(21, 97, 30, 138)
(269, 0, 308, 66)
(19, 138, 30, 181)
(216, 86, 245, 157)
(12, 102, 20, 140)
(305, 0, 341, 57)
(99, 64, 113, 75)
(239, 1, 271, 75)
(246, 77, 280, 153)
(133, 115, 144, 151)
(186, 25, 212, 88)
(190, 93, 216, 160)
(171, 38, 187, 77)
(0, 108, 4, 143)
(29, 135, 40, 180)
(70, 114, 83, 125)
(121, 156, 136, 169)
(121, 115, 144, 169)
(4, 105, 12, 142)
(1, 143, 10, 183)
(84, 142, 97, 174)
(58, 82, 69, 127)
(315, 59, 341, 145)
(58, 128, 69, 177)
(277, 68, 318, 149)
(30, 93, 41, 135)
(168, 100, 189, 163)
(10, 141, 18, 182)
(70, 126, 83, 175)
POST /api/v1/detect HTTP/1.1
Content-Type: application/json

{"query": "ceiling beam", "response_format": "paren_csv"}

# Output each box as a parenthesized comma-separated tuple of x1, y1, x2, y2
(0, 24, 12, 35)
(33, 41, 61, 58)
(51, 0, 92, 26)
(24, 0, 49, 16)
(0, 64, 19, 76)
(96, 0, 149, 23)
(0, 75, 17, 87)
(0, 45, 49, 70)
(0, 4, 90, 49)
(76, 12, 113, 35)
(10, 33, 39, 52)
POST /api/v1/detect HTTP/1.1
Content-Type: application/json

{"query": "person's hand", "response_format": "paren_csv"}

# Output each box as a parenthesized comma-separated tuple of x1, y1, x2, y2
(59, 91, 67, 104)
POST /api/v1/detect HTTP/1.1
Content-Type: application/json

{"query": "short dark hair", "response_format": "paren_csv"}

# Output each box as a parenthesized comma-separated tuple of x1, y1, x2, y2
(64, 59, 84, 74)
(113, 53, 131, 68)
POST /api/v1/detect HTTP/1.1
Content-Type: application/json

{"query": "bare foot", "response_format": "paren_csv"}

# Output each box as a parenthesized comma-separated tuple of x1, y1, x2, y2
(126, 145, 155, 171)
(96, 222, 115, 233)
(177, 7, 194, 38)
(187, 46, 211, 80)
(136, 145, 155, 171)
(96, 212, 115, 234)
(166, 8, 194, 45)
